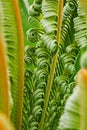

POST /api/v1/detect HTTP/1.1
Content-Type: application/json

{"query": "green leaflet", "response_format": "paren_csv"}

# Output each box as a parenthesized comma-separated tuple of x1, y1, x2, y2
(58, 50, 87, 130)
(58, 68, 87, 130)
(0, 0, 24, 130)
(58, 86, 80, 130)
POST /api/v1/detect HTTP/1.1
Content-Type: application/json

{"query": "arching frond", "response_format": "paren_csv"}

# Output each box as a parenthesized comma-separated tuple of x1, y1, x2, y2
(0, 0, 24, 129)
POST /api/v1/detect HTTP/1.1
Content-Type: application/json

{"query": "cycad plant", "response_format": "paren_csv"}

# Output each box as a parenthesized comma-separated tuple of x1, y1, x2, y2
(1, 0, 87, 130)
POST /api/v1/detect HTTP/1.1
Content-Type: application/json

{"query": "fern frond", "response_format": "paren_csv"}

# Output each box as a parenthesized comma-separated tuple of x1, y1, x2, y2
(28, 0, 42, 17)
(74, 6, 87, 48)
(22, 0, 84, 130)
(22, 46, 36, 130)
(58, 86, 80, 130)
(44, 1, 78, 129)
(0, 0, 24, 129)
(58, 38, 87, 130)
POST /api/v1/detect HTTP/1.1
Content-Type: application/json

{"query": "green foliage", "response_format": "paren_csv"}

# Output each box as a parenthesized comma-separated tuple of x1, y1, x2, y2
(22, 0, 87, 130)
(0, 0, 24, 129)
(58, 4, 87, 130)
(1, 0, 87, 129)
(58, 86, 80, 130)
(0, 0, 18, 117)
(19, 0, 30, 45)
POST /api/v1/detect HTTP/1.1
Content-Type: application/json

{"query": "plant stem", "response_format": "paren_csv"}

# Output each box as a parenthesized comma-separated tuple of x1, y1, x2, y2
(0, 34, 9, 117)
(38, 0, 64, 130)
(12, 0, 24, 130)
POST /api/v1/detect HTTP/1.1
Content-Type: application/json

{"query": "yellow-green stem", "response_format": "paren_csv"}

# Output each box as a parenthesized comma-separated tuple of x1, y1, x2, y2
(38, 0, 64, 130)
(12, 0, 24, 129)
